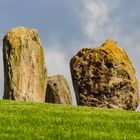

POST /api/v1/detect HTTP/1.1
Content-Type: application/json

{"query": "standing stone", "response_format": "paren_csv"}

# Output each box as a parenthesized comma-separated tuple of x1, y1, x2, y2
(70, 39, 139, 110)
(45, 75, 72, 105)
(3, 27, 47, 102)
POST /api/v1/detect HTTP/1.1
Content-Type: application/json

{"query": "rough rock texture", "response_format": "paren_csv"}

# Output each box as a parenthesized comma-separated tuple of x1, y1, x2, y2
(70, 39, 139, 110)
(3, 27, 47, 102)
(45, 75, 72, 105)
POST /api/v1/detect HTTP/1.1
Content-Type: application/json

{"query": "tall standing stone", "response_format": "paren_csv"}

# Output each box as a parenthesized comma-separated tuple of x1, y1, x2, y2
(45, 75, 72, 105)
(3, 27, 47, 102)
(70, 39, 139, 110)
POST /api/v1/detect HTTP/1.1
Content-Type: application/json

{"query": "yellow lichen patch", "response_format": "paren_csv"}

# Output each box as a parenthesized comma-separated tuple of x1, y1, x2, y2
(102, 39, 117, 48)
(99, 39, 136, 82)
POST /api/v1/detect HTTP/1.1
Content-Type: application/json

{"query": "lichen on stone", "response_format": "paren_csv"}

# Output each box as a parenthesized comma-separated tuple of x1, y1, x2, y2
(3, 26, 47, 102)
(70, 39, 139, 110)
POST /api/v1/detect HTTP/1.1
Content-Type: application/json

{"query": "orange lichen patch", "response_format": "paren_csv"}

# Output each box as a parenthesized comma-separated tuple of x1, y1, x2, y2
(100, 39, 135, 81)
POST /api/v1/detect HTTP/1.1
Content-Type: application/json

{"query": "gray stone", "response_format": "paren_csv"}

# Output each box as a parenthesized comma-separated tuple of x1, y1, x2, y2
(45, 75, 72, 105)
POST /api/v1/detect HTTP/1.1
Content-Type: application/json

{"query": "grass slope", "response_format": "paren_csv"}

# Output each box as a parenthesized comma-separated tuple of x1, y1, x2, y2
(0, 100, 140, 140)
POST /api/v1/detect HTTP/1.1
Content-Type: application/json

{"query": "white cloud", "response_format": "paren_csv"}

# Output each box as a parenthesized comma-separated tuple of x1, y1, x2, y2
(77, 0, 118, 42)
(82, 1, 108, 40)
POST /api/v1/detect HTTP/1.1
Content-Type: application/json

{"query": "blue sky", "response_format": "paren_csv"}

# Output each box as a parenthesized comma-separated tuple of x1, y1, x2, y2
(0, 0, 140, 109)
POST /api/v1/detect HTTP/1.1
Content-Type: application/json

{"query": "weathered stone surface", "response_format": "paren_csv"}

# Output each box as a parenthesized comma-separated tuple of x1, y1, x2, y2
(3, 27, 47, 102)
(70, 39, 139, 110)
(45, 75, 72, 105)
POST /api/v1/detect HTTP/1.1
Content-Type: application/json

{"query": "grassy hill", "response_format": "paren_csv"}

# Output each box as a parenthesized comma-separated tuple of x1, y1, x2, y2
(0, 100, 140, 140)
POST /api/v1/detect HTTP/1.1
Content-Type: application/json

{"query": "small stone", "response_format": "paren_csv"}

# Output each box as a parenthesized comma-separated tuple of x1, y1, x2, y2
(45, 75, 72, 105)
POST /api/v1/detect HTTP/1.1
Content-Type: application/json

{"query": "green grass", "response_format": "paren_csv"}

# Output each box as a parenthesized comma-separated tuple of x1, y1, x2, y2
(0, 100, 140, 140)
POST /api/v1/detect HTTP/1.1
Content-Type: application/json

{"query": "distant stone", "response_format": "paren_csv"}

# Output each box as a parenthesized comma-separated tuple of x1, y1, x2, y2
(45, 75, 72, 105)
(3, 27, 47, 102)
(70, 39, 139, 110)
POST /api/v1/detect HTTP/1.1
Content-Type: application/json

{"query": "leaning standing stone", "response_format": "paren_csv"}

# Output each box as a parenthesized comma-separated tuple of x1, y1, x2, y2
(3, 27, 47, 102)
(45, 75, 72, 105)
(70, 39, 139, 110)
